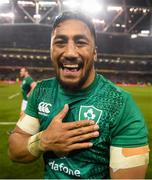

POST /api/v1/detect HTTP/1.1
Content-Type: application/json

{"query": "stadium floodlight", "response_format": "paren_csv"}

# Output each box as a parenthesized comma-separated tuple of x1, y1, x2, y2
(63, 0, 80, 10)
(0, 12, 14, 18)
(33, 14, 41, 19)
(92, 18, 105, 24)
(17, 1, 34, 6)
(81, 0, 102, 14)
(0, 0, 9, 5)
(115, 23, 120, 27)
(131, 34, 137, 39)
(107, 6, 122, 11)
(121, 24, 126, 28)
(2, 54, 7, 58)
(63, 0, 102, 14)
(141, 30, 150, 34)
(138, 30, 150, 37)
(39, 1, 57, 7)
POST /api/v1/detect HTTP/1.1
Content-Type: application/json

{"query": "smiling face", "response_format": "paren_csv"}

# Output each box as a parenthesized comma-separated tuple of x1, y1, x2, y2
(51, 19, 97, 91)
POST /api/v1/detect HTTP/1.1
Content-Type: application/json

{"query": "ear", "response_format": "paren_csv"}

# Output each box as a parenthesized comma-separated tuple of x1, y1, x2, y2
(93, 47, 97, 61)
(50, 40, 53, 61)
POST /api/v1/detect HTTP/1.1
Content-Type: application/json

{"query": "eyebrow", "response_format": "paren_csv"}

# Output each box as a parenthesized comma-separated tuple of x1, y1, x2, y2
(54, 34, 90, 41)
(54, 35, 68, 41)
(74, 35, 89, 42)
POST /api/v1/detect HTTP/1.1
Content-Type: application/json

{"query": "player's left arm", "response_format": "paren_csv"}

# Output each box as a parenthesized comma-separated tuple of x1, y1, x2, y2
(109, 93, 150, 179)
(27, 82, 37, 97)
(110, 145, 149, 179)
(30, 82, 37, 91)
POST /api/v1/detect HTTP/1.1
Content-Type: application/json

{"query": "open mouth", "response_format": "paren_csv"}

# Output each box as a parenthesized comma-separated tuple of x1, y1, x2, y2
(61, 64, 80, 71)
(58, 59, 84, 72)
(58, 58, 84, 73)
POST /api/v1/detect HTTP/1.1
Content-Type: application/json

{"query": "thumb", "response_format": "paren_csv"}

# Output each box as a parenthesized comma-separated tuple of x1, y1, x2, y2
(54, 104, 69, 122)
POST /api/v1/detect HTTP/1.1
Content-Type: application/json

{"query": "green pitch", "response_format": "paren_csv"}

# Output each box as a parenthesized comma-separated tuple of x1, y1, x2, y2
(0, 82, 151, 178)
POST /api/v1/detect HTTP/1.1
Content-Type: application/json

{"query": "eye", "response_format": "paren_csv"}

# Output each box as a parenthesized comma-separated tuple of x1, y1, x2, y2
(54, 38, 67, 47)
(74, 35, 89, 46)
(76, 39, 88, 47)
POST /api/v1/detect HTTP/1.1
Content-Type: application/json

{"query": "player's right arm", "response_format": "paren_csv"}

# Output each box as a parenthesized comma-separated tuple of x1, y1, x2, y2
(8, 113, 41, 162)
(8, 104, 99, 163)
(8, 125, 38, 162)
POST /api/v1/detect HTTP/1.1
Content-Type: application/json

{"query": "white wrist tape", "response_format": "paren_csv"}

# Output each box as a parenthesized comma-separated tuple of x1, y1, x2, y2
(27, 131, 44, 157)
(110, 146, 149, 172)
(17, 114, 40, 135)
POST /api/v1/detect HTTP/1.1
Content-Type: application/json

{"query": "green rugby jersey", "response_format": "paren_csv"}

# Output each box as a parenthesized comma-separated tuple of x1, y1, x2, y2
(25, 74, 148, 179)
(21, 76, 34, 100)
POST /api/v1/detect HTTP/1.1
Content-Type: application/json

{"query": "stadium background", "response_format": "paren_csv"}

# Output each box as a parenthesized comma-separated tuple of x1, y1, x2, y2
(0, 0, 152, 178)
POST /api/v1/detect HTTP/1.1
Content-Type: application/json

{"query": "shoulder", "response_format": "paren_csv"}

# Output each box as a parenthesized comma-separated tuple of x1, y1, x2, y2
(97, 74, 130, 100)
(28, 77, 58, 100)
(96, 74, 133, 121)
(25, 76, 34, 83)
(36, 77, 58, 89)
(93, 74, 132, 123)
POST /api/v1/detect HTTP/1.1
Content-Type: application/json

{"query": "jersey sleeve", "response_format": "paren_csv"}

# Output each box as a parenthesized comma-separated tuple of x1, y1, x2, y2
(27, 77, 34, 86)
(25, 83, 39, 118)
(110, 93, 148, 147)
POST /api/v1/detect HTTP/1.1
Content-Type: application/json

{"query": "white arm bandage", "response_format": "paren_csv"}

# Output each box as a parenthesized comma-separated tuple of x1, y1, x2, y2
(27, 131, 45, 157)
(110, 146, 149, 172)
(16, 114, 45, 157)
(17, 114, 40, 135)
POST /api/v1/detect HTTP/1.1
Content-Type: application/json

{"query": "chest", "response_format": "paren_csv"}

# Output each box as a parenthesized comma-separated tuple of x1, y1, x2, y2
(36, 88, 124, 166)
(21, 79, 30, 90)
(36, 90, 115, 146)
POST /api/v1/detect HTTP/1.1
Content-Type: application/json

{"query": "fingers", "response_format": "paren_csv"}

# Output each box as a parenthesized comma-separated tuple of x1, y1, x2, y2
(68, 142, 94, 151)
(53, 104, 69, 122)
(66, 124, 99, 138)
(69, 130, 99, 144)
(64, 131, 99, 152)
(64, 119, 95, 130)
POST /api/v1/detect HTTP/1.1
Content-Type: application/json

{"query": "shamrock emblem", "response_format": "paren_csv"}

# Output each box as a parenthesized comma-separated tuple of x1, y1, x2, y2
(84, 108, 96, 120)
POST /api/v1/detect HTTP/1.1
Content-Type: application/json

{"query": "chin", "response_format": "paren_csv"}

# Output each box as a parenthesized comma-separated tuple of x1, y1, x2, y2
(58, 78, 84, 91)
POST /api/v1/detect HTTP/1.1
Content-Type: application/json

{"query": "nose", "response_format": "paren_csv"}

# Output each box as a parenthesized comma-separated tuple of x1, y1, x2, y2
(64, 41, 78, 59)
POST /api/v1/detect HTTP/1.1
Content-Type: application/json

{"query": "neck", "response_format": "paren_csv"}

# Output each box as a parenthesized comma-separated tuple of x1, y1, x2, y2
(81, 68, 96, 89)
(24, 73, 29, 78)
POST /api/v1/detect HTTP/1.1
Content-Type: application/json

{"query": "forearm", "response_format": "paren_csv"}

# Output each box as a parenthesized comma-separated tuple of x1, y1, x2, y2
(8, 132, 38, 163)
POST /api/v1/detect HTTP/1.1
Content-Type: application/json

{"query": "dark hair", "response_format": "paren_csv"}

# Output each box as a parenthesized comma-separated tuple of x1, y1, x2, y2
(52, 11, 96, 44)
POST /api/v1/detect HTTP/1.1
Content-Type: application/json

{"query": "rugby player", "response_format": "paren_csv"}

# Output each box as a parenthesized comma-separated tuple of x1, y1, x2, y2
(8, 11, 149, 179)
(19, 67, 36, 116)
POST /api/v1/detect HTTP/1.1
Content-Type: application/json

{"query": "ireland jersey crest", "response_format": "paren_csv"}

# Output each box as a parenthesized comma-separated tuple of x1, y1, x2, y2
(79, 105, 102, 124)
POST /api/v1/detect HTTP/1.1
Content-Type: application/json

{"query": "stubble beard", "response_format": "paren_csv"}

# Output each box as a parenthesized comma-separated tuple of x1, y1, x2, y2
(55, 61, 94, 92)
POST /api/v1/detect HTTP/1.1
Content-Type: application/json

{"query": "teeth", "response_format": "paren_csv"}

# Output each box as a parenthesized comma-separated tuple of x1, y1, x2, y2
(63, 64, 79, 68)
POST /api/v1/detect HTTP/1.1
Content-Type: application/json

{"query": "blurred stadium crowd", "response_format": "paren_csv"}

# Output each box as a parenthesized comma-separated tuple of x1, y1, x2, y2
(0, 25, 152, 84)
(0, 0, 152, 85)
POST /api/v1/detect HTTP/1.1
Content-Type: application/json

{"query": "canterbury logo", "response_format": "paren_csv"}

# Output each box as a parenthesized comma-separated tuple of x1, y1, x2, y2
(38, 102, 52, 114)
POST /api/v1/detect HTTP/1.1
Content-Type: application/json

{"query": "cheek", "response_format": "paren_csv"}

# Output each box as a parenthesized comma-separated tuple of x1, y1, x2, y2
(83, 52, 94, 66)
(51, 47, 64, 61)
(51, 50, 58, 64)
(82, 46, 95, 59)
